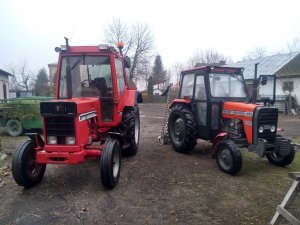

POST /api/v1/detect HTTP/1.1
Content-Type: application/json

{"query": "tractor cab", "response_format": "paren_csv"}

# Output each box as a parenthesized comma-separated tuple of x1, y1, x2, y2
(176, 66, 249, 139)
(56, 44, 131, 123)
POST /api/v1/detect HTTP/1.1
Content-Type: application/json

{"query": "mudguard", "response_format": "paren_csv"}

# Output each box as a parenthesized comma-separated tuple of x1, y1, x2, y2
(26, 133, 44, 147)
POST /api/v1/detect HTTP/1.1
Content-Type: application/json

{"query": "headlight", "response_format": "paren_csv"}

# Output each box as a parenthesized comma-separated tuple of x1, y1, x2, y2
(270, 125, 276, 132)
(47, 136, 57, 145)
(66, 136, 75, 145)
(258, 126, 264, 133)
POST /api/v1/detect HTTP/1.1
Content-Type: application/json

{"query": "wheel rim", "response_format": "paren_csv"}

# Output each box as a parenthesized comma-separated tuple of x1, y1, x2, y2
(25, 150, 43, 178)
(171, 116, 185, 144)
(134, 114, 140, 144)
(8, 121, 21, 133)
(112, 149, 120, 178)
(268, 153, 284, 161)
(218, 147, 233, 170)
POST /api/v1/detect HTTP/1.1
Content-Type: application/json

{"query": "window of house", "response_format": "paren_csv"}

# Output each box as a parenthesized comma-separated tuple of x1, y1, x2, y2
(283, 81, 294, 92)
(3, 84, 7, 99)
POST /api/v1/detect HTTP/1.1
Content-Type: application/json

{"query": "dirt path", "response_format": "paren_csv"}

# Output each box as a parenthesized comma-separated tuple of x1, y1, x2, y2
(0, 104, 299, 225)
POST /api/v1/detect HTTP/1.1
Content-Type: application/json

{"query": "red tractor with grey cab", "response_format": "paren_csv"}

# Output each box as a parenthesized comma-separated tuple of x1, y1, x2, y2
(168, 65, 295, 175)
(12, 38, 142, 189)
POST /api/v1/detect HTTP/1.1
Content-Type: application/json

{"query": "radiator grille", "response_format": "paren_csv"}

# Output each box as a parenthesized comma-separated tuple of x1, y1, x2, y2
(255, 107, 278, 144)
(44, 117, 75, 137)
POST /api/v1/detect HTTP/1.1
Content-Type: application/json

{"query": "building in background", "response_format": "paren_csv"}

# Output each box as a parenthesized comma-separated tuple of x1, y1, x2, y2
(0, 69, 13, 100)
(48, 62, 58, 83)
(226, 52, 300, 113)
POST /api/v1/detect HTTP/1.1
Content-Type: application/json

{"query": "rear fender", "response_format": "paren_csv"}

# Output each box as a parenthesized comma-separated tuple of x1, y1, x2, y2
(124, 90, 138, 107)
(169, 99, 192, 109)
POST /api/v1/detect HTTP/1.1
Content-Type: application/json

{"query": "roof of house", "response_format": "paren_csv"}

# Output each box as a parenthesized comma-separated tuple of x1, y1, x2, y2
(0, 69, 13, 77)
(226, 52, 300, 79)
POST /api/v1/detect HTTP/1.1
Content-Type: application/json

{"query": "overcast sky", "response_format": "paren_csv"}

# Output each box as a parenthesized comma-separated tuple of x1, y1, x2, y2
(1, 0, 300, 73)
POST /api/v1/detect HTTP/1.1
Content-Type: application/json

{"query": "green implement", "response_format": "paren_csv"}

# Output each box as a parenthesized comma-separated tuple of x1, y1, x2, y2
(0, 97, 52, 136)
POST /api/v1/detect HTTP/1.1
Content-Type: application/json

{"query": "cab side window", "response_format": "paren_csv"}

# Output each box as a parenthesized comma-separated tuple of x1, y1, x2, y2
(180, 73, 195, 98)
(115, 59, 125, 96)
(195, 75, 206, 100)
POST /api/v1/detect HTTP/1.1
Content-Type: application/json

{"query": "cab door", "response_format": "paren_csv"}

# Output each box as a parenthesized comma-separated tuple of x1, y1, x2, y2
(114, 57, 126, 122)
(194, 74, 210, 139)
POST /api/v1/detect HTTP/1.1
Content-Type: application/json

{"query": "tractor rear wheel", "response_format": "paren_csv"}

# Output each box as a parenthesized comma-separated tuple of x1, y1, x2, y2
(122, 106, 140, 156)
(100, 139, 121, 189)
(168, 104, 197, 153)
(6, 119, 23, 137)
(216, 140, 242, 175)
(266, 145, 295, 167)
(12, 140, 46, 188)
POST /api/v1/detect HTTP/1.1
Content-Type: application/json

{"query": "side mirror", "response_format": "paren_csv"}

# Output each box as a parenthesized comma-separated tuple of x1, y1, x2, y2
(137, 92, 143, 103)
(124, 56, 131, 68)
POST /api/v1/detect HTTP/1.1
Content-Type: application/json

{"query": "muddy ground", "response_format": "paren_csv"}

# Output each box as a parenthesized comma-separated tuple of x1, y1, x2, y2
(0, 103, 299, 225)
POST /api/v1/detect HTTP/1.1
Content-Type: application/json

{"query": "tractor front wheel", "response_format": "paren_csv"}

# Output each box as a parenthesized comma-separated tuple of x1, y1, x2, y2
(100, 139, 121, 189)
(6, 119, 23, 137)
(266, 145, 295, 167)
(168, 104, 197, 153)
(216, 140, 242, 175)
(12, 140, 46, 188)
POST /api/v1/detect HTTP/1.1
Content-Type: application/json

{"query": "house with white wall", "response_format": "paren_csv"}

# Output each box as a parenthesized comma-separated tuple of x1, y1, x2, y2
(227, 52, 300, 113)
(0, 69, 12, 100)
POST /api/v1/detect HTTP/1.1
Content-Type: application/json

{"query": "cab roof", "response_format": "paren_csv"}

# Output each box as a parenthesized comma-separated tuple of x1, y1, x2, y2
(181, 66, 244, 75)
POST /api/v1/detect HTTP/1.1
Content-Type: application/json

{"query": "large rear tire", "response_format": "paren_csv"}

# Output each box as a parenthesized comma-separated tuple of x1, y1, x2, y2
(216, 140, 242, 175)
(266, 145, 295, 167)
(12, 140, 46, 188)
(6, 119, 23, 137)
(122, 106, 140, 156)
(100, 139, 121, 189)
(168, 104, 197, 153)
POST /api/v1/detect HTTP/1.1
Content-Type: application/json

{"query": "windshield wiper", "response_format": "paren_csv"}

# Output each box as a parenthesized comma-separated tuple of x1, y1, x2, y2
(71, 55, 85, 70)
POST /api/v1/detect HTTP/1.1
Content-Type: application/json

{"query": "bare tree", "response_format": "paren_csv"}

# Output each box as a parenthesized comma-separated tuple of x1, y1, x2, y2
(135, 57, 152, 89)
(243, 46, 266, 60)
(104, 19, 154, 81)
(129, 22, 154, 79)
(187, 48, 227, 67)
(171, 63, 186, 84)
(7, 60, 35, 91)
(104, 18, 133, 56)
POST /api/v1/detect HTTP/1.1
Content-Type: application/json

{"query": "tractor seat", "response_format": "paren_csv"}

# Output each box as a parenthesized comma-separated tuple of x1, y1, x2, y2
(92, 77, 108, 97)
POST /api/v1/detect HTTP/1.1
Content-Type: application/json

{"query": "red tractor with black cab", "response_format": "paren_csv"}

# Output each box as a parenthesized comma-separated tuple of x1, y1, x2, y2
(168, 65, 295, 175)
(12, 38, 142, 189)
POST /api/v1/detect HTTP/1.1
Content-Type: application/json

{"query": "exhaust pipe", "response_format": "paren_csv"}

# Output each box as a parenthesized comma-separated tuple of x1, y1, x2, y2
(252, 63, 259, 103)
(64, 37, 72, 99)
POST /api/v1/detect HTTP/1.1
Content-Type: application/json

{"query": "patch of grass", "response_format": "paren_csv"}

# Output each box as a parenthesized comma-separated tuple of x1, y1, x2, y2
(239, 150, 300, 222)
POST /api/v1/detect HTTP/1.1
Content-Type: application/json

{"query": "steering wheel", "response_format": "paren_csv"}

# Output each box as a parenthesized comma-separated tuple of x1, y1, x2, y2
(81, 79, 89, 87)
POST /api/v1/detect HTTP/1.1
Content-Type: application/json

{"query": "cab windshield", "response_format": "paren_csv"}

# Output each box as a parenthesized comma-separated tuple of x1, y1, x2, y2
(59, 56, 113, 98)
(209, 73, 248, 98)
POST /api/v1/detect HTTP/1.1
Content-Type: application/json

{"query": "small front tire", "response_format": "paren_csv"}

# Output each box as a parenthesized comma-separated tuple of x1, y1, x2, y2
(266, 145, 295, 167)
(216, 140, 242, 175)
(12, 140, 46, 188)
(100, 139, 121, 189)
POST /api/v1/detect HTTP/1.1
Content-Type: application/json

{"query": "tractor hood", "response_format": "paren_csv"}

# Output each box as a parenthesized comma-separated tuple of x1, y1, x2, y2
(40, 97, 100, 117)
(222, 102, 257, 119)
